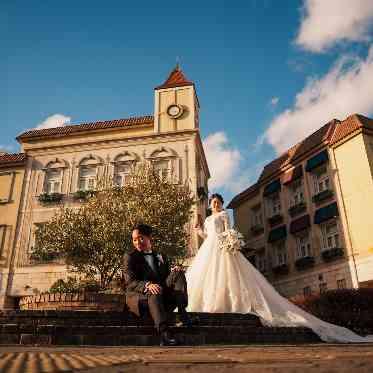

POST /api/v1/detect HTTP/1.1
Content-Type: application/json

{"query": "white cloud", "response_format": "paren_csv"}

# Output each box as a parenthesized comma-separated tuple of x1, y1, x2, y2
(270, 97, 279, 107)
(203, 132, 241, 192)
(296, 0, 373, 52)
(35, 114, 71, 129)
(265, 46, 373, 154)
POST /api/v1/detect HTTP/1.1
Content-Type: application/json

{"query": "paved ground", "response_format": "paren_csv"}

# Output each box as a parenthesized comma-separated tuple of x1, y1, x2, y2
(1, 344, 373, 373)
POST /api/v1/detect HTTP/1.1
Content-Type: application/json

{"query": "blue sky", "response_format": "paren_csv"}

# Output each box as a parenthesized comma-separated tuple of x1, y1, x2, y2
(2, 0, 373, 204)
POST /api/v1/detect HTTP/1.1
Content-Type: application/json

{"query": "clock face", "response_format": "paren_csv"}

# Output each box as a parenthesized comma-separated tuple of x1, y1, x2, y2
(167, 104, 184, 119)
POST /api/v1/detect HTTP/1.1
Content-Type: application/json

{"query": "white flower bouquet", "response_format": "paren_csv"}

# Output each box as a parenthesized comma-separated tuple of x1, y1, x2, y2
(217, 229, 245, 254)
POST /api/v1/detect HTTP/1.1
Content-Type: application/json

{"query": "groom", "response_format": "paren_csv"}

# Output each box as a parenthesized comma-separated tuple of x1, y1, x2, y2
(122, 223, 191, 346)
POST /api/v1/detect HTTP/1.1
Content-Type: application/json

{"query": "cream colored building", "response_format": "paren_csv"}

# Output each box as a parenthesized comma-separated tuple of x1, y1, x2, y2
(0, 66, 210, 307)
(228, 114, 373, 297)
(0, 153, 27, 308)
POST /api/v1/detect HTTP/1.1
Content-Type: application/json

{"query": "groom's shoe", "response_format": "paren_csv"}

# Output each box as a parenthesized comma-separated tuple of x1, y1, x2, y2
(160, 330, 178, 347)
(176, 309, 198, 328)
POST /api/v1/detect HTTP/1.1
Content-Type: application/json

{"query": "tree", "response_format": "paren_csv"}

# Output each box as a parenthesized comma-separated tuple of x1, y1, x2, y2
(31, 163, 195, 290)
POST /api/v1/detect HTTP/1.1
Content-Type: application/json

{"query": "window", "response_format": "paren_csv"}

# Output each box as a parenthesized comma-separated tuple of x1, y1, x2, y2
(114, 163, 132, 187)
(337, 279, 346, 289)
(267, 193, 281, 217)
(273, 241, 287, 266)
(319, 282, 327, 293)
(0, 225, 6, 257)
(303, 286, 312, 296)
(45, 169, 62, 194)
(296, 232, 311, 258)
(290, 179, 304, 206)
(78, 166, 97, 191)
(321, 220, 340, 250)
(313, 165, 330, 195)
(154, 159, 171, 179)
(251, 205, 263, 227)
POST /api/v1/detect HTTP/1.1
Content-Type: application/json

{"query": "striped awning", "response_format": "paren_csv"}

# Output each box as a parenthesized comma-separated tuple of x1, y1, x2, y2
(314, 202, 339, 224)
(290, 215, 310, 234)
(263, 179, 281, 196)
(268, 225, 287, 243)
(305, 150, 329, 172)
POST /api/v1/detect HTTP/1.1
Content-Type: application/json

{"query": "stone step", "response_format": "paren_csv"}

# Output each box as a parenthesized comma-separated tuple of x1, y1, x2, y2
(0, 325, 320, 346)
(0, 311, 262, 327)
(0, 310, 321, 345)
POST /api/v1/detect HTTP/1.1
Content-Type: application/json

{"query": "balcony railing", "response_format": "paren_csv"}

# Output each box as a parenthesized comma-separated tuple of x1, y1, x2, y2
(268, 214, 283, 227)
(312, 189, 334, 204)
(321, 247, 344, 262)
(38, 193, 63, 204)
(272, 263, 289, 276)
(295, 256, 315, 270)
(288, 202, 307, 217)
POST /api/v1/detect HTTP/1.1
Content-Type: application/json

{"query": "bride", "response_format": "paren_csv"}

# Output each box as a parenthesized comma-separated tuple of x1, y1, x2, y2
(186, 193, 373, 343)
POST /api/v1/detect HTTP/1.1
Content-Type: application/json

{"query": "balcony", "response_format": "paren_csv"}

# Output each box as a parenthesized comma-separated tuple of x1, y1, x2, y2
(250, 224, 264, 236)
(38, 193, 63, 204)
(321, 247, 344, 262)
(312, 189, 334, 204)
(295, 256, 315, 271)
(268, 214, 283, 227)
(288, 202, 307, 217)
(272, 263, 289, 276)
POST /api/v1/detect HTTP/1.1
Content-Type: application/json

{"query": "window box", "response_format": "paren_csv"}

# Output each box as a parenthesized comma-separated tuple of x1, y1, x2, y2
(295, 256, 315, 270)
(321, 247, 344, 262)
(268, 213, 283, 227)
(272, 263, 289, 276)
(250, 224, 264, 235)
(72, 190, 97, 201)
(288, 202, 307, 217)
(312, 189, 334, 203)
(38, 193, 63, 204)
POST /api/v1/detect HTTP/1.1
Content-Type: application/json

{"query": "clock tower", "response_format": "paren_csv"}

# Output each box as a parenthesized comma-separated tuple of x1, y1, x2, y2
(154, 65, 200, 134)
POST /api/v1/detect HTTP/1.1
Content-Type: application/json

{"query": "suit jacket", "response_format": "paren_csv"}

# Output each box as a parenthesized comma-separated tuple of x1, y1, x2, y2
(122, 249, 170, 315)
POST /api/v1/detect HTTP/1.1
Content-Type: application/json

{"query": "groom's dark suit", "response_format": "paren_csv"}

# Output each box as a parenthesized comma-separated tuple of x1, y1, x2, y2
(122, 249, 188, 331)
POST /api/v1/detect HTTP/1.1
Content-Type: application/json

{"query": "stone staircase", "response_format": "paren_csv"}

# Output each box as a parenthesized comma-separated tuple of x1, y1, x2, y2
(0, 310, 321, 346)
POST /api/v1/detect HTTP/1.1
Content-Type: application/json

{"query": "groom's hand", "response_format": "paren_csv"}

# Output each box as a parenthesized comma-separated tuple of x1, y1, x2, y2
(146, 283, 163, 295)
(171, 265, 183, 272)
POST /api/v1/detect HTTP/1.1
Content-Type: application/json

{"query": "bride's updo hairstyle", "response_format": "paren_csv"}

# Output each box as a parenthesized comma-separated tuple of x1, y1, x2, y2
(209, 193, 224, 206)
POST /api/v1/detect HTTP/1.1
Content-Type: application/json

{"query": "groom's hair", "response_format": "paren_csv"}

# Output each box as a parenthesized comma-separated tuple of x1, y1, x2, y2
(133, 223, 153, 237)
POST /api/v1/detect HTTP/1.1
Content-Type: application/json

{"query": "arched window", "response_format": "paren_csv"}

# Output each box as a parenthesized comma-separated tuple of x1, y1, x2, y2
(42, 159, 67, 194)
(148, 147, 179, 182)
(112, 152, 138, 187)
(77, 155, 102, 191)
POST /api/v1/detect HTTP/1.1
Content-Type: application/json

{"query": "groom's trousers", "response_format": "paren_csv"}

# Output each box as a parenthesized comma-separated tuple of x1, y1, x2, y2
(138, 270, 188, 332)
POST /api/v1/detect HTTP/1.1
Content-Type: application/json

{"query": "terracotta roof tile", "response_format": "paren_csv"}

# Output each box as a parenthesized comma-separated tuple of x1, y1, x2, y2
(155, 66, 194, 90)
(227, 182, 259, 209)
(329, 114, 373, 146)
(17, 115, 154, 141)
(0, 153, 26, 168)
(258, 119, 338, 183)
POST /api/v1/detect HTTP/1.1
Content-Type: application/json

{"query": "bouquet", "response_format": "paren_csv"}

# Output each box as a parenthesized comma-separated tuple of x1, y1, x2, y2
(217, 229, 245, 254)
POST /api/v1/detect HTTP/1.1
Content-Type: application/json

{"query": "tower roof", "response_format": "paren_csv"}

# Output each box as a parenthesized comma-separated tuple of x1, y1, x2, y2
(155, 65, 194, 90)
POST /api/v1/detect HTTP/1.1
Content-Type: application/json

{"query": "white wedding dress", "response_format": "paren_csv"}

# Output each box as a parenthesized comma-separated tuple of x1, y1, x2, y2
(186, 210, 373, 343)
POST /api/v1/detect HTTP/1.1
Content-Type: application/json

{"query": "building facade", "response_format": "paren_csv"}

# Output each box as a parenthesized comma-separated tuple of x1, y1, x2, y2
(0, 67, 210, 307)
(228, 114, 373, 298)
(0, 153, 27, 308)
